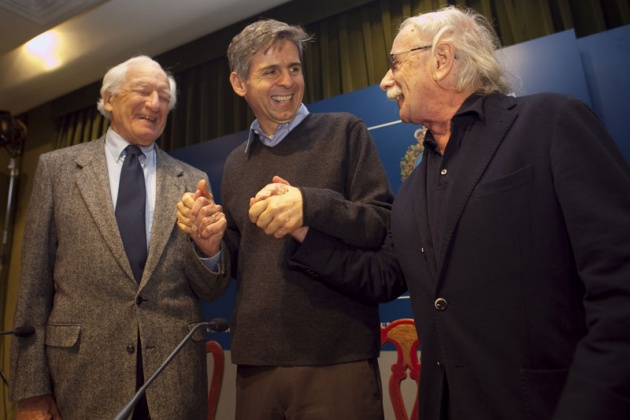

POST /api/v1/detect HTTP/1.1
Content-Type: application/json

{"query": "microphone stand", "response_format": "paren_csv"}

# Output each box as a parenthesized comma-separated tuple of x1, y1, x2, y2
(114, 321, 222, 420)
(0, 161, 18, 387)
(1, 117, 26, 410)
(0, 366, 7, 386)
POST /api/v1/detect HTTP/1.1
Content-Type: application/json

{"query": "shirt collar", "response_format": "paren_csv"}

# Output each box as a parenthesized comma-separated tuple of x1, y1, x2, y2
(105, 127, 156, 163)
(454, 93, 485, 120)
(424, 93, 485, 154)
(244, 103, 310, 153)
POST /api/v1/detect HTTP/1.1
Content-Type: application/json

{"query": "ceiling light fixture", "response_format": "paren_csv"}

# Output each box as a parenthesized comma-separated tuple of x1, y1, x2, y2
(25, 31, 60, 69)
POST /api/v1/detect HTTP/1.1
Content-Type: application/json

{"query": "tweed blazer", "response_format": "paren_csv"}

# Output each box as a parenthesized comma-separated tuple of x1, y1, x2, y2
(10, 137, 231, 419)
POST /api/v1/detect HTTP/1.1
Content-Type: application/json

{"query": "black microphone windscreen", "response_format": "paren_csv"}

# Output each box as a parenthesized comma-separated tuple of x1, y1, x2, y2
(208, 318, 229, 332)
(14, 325, 35, 337)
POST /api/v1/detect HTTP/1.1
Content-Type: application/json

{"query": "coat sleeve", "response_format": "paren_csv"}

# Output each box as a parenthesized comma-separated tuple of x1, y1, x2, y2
(10, 154, 56, 401)
(180, 172, 232, 301)
(183, 238, 231, 301)
(288, 229, 407, 304)
(550, 96, 630, 419)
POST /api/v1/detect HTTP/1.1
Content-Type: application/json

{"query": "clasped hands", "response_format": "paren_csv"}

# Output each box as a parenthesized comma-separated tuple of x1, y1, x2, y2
(177, 179, 226, 257)
(249, 176, 308, 241)
(176, 176, 308, 247)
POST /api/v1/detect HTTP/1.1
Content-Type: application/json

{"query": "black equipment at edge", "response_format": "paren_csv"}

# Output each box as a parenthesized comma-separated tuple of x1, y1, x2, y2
(0, 325, 34, 385)
(0, 325, 35, 337)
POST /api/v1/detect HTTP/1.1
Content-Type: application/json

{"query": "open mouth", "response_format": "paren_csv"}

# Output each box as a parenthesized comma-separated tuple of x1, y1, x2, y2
(137, 114, 156, 122)
(272, 95, 292, 103)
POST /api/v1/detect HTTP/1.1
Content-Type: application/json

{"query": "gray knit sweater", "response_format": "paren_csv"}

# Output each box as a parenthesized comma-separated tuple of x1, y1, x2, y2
(221, 112, 394, 366)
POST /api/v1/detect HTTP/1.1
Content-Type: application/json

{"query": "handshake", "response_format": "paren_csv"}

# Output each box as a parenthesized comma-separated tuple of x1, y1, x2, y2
(176, 175, 308, 257)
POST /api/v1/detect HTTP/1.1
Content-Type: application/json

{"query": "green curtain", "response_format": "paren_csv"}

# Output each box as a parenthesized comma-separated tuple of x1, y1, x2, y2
(53, 0, 630, 151)
(161, 57, 254, 151)
(54, 106, 109, 149)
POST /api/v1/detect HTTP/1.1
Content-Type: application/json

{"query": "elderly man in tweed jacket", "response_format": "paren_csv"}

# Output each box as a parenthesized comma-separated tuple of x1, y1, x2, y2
(10, 55, 231, 419)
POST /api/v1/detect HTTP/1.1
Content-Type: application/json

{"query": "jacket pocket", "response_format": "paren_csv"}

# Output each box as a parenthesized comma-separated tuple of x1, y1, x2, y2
(520, 367, 568, 419)
(474, 164, 533, 199)
(46, 323, 81, 348)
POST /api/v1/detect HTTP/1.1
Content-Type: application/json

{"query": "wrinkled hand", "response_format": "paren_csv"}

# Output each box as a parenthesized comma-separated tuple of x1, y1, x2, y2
(17, 394, 62, 420)
(249, 176, 308, 239)
(176, 179, 226, 256)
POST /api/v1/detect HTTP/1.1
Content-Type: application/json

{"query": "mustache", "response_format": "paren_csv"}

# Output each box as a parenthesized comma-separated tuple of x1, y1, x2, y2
(386, 86, 403, 101)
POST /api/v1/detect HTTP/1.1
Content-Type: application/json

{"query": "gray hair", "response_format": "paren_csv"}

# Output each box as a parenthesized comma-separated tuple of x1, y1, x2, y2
(401, 6, 512, 95)
(96, 55, 177, 119)
(227, 19, 313, 79)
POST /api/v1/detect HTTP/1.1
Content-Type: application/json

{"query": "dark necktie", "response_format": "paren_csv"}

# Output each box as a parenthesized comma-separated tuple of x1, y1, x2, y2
(116, 145, 147, 283)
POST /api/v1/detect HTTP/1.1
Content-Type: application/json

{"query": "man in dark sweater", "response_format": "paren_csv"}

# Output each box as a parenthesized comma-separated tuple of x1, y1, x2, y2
(178, 19, 395, 419)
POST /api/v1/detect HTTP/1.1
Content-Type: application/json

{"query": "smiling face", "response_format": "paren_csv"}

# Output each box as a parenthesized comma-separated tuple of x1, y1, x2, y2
(229, 40, 305, 136)
(104, 62, 172, 146)
(380, 25, 436, 125)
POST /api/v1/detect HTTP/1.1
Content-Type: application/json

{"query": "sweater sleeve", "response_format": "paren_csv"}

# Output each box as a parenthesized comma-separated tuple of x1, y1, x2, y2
(300, 114, 394, 249)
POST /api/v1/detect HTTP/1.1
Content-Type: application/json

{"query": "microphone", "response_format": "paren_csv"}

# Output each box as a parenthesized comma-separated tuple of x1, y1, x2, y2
(0, 325, 35, 386)
(114, 318, 229, 420)
(0, 325, 35, 337)
(206, 318, 229, 333)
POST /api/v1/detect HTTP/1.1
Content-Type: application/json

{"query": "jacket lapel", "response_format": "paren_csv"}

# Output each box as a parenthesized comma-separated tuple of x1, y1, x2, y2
(74, 137, 136, 283)
(413, 158, 439, 280)
(435, 96, 518, 285)
(140, 147, 186, 287)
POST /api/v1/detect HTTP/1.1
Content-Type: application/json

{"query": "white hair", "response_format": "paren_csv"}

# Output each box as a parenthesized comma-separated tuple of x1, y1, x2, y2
(96, 55, 177, 119)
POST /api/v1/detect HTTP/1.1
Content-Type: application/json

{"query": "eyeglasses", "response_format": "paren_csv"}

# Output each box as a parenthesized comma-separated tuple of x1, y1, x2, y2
(387, 45, 432, 71)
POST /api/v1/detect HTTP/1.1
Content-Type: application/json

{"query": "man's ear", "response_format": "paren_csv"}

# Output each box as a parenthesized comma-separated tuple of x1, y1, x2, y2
(229, 72, 247, 97)
(103, 93, 114, 112)
(433, 42, 455, 82)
